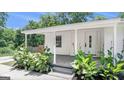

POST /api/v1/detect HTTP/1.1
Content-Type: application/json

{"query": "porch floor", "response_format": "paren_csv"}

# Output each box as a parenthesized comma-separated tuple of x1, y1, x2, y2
(55, 55, 100, 67)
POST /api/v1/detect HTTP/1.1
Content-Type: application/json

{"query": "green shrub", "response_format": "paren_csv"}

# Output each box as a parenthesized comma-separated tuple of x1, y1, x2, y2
(0, 39, 7, 47)
(14, 30, 25, 48)
(13, 47, 29, 69)
(98, 49, 124, 80)
(0, 47, 14, 56)
(14, 47, 52, 73)
(97, 62, 124, 80)
(72, 50, 98, 80)
(28, 34, 44, 47)
(34, 53, 51, 73)
(72, 49, 124, 80)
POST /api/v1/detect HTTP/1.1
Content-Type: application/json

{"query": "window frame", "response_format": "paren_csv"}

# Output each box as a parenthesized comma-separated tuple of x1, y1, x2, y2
(56, 35, 62, 48)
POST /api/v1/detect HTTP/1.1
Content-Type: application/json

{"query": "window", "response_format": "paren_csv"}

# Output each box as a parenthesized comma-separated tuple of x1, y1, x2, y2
(89, 35, 92, 48)
(56, 35, 62, 47)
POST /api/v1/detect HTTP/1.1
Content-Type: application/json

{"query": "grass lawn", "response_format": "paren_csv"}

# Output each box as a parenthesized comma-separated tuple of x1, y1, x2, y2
(0, 54, 13, 57)
(1, 61, 15, 66)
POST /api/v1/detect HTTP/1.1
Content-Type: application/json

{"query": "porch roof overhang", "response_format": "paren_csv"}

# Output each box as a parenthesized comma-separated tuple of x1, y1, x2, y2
(22, 18, 124, 35)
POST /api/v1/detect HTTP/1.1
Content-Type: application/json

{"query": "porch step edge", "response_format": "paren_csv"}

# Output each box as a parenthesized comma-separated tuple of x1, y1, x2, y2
(48, 72, 74, 80)
(51, 64, 73, 69)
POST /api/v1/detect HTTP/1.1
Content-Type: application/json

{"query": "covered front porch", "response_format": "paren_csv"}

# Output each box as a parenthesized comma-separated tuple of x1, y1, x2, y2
(22, 19, 122, 67)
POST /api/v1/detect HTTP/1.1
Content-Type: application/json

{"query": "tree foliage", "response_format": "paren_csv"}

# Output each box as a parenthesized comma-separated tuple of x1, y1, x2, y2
(0, 12, 8, 27)
(39, 14, 59, 27)
(38, 12, 93, 27)
(2, 28, 16, 43)
(24, 12, 96, 29)
(14, 30, 25, 48)
(119, 12, 124, 18)
(0, 12, 7, 28)
(55, 12, 70, 24)
(28, 34, 44, 47)
(24, 20, 39, 30)
(0, 39, 7, 47)
(68, 12, 93, 23)
(94, 15, 107, 20)
(0, 28, 16, 47)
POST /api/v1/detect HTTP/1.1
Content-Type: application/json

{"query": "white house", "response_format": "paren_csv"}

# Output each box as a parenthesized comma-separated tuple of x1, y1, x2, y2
(22, 18, 124, 64)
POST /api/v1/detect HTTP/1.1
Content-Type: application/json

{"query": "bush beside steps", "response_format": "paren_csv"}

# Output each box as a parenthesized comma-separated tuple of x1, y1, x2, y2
(13, 47, 53, 74)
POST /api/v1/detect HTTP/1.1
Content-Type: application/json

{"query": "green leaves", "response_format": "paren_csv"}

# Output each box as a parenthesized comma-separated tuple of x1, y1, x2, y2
(72, 49, 97, 80)
(28, 34, 44, 47)
(94, 15, 107, 20)
(14, 30, 25, 48)
(72, 49, 124, 80)
(24, 20, 39, 30)
(68, 12, 93, 23)
(98, 49, 124, 80)
(0, 12, 8, 27)
(119, 12, 124, 18)
(14, 47, 52, 73)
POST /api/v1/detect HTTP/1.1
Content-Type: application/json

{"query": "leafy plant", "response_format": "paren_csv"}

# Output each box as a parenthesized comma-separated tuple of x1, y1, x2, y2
(14, 47, 29, 69)
(98, 62, 124, 80)
(14, 30, 25, 48)
(98, 49, 124, 80)
(35, 53, 51, 73)
(72, 49, 124, 80)
(0, 39, 7, 47)
(13, 47, 52, 73)
(100, 48, 114, 66)
(0, 47, 14, 57)
(72, 49, 98, 80)
(28, 34, 44, 47)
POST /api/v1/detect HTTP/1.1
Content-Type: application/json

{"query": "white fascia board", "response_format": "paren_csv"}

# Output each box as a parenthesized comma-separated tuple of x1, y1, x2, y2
(22, 18, 123, 34)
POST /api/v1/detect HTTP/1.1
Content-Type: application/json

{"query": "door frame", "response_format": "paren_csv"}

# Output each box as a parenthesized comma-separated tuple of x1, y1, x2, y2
(84, 30, 99, 56)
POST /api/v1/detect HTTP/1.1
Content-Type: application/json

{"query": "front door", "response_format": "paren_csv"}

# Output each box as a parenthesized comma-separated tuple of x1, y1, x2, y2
(85, 31, 97, 55)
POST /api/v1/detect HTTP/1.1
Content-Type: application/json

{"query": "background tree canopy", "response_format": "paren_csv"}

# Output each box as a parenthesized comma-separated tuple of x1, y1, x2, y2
(24, 20, 39, 30)
(0, 12, 8, 38)
(24, 12, 109, 30)
(0, 12, 8, 27)
(119, 12, 124, 18)
(0, 12, 9, 47)
(14, 30, 25, 48)
(0, 28, 16, 47)
(94, 15, 107, 20)
(37, 12, 94, 27)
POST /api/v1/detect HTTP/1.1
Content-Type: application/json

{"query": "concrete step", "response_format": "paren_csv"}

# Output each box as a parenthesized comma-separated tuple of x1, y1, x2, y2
(48, 72, 74, 80)
(52, 64, 73, 75)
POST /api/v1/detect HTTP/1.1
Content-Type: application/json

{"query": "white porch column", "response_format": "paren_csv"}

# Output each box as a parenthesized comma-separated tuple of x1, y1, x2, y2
(113, 24, 117, 65)
(25, 34, 27, 48)
(74, 29, 78, 54)
(53, 31, 56, 64)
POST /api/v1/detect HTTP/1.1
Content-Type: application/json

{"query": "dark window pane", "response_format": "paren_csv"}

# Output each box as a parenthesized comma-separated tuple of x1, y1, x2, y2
(89, 36, 92, 48)
(56, 36, 62, 47)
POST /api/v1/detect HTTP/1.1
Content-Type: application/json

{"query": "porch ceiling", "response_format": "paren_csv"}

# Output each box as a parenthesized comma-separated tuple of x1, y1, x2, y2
(22, 18, 124, 35)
